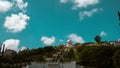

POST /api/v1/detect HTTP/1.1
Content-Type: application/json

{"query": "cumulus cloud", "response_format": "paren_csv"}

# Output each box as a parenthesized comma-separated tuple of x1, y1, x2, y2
(60, 0, 68, 3)
(100, 31, 107, 37)
(79, 8, 102, 20)
(0, 0, 28, 13)
(4, 13, 30, 33)
(68, 34, 85, 43)
(1, 39, 20, 52)
(41, 36, 55, 46)
(72, 0, 99, 9)
(59, 39, 64, 42)
(15, 0, 28, 12)
(60, 0, 99, 9)
(0, 0, 13, 12)
(60, 0, 102, 20)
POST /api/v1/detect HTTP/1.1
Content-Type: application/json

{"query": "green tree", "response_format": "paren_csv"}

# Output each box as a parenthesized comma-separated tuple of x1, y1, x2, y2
(113, 50, 120, 68)
(43, 46, 56, 57)
(94, 35, 101, 44)
(79, 46, 114, 68)
(68, 48, 75, 61)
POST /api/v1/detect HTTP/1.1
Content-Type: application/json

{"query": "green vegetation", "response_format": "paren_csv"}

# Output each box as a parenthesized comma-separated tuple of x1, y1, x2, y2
(78, 46, 116, 68)
(94, 35, 101, 44)
(1, 44, 120, 68)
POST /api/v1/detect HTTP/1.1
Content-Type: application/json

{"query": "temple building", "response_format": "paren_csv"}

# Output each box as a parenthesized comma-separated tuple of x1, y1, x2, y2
(66, 39, 72, 48)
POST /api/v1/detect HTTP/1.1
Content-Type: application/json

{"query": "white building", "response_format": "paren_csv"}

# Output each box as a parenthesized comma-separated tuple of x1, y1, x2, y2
(110, 39, 120, 46)
(66, 39, 72, 48)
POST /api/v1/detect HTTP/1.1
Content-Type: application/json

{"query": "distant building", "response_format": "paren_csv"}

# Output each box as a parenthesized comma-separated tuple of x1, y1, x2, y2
(66, 39, 72, 48)
(26, 61, 76, 68)
(109, 39, 120, 46)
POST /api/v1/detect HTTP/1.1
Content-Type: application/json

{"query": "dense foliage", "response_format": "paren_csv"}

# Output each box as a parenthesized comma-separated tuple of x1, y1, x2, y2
(77, 46, 116, 68)
(1, 44, 120, 68)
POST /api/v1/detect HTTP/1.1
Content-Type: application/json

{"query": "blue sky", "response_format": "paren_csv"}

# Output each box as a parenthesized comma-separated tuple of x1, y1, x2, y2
(0, 0, 120, 51)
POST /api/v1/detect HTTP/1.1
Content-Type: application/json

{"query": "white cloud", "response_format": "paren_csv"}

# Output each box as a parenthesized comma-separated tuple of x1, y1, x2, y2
(41, 36, 55, 45)
(60, 0, 99, 9)
(79, 8, 102, 20)
(0, 0, 28, 13)
(60, 0, 68, 3)
(20, 46, 28, 51)
(60, 0, 102, 20)
(59, 39, 64, 42)
(0, 0, 13, 12)
(1, 39, 20, 52)
(72, 0, 99, 9)
(68, 34, 85, 43)
(15, 0, 28, 12)
(4, 13, 30, 33)
(100, 31, 107, 37)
